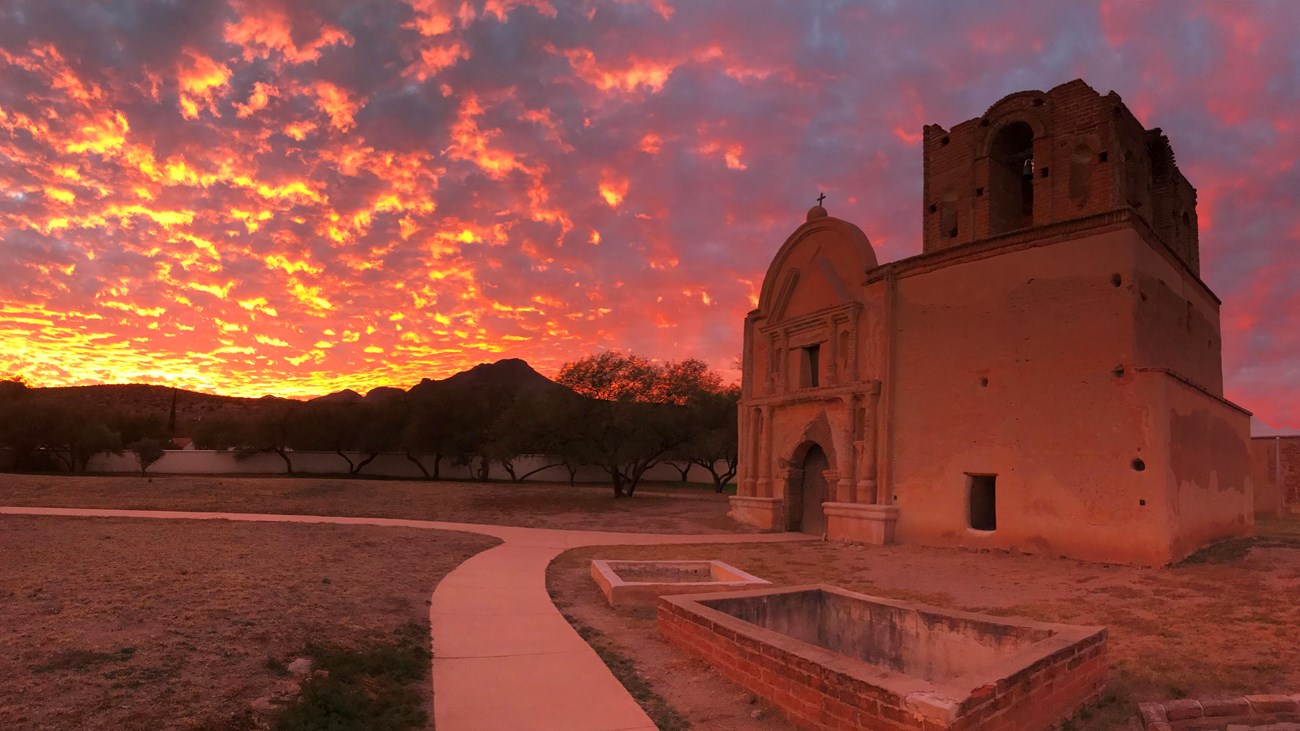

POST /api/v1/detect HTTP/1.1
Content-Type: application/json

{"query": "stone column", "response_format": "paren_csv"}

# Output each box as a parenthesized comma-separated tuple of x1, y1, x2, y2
(756, 405, 773, 498)
(774, 466, 801, 529)
(837, 394, 857, 502)
(826, 329, 838, 387)
(739, 406, 756, 497)
(858, 383, 881, 504)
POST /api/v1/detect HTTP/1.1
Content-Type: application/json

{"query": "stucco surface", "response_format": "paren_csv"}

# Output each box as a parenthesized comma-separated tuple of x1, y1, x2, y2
(735, 82, 1254, 565)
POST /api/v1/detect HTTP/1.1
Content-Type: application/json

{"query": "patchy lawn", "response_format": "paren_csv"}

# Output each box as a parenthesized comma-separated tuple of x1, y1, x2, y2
(548, 516, 1300, 730)
(0, 474, 749, 534)
(0, 516, 498, 730)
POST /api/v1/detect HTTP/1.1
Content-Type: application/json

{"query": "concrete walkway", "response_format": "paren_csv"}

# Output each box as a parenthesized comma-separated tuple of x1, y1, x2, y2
(0, 506, 811, 730)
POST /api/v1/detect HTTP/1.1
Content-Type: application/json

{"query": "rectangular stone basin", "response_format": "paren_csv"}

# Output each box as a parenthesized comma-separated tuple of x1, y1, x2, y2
(590, 560, 769, 609)
(659, 585, 1106, 730)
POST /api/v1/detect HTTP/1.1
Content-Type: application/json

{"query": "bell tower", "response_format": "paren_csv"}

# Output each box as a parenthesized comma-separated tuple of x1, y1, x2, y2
(921, 79, 1201, 275)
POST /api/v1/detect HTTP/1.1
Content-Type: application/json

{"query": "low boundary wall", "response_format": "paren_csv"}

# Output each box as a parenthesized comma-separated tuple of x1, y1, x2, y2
(80, 449, 730, 485)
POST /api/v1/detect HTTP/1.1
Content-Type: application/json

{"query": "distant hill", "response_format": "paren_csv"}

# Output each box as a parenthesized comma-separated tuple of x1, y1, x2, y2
(14, 383, 284, 436)
(407, 358, 573, 403)
(309, 389, 363, 405)
(8, 359, 572, 436)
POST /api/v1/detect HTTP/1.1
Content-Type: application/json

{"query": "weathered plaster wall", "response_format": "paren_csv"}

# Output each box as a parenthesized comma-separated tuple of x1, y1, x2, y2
(1130, 234, 1223, 393)
(885, 226, 1176, 564)
(1157, 374, 1254, 561)
(1250, 436, 1300, 516)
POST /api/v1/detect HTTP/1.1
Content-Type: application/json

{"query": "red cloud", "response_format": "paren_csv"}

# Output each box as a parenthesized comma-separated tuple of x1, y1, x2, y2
(0, 0, 1294, 432)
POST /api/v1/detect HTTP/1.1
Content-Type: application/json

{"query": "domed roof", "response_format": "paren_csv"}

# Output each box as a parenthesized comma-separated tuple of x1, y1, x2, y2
(755, 209, 878, 319)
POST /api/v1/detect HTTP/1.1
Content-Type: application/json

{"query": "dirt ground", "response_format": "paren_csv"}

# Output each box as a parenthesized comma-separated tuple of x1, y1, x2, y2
(548, 516, 1300, 730)
(0, 473, 748, 534)
(0, 515, 498, 731)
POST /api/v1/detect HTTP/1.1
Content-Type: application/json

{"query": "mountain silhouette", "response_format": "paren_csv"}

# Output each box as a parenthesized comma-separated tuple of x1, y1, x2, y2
(8, 359, 573, 434)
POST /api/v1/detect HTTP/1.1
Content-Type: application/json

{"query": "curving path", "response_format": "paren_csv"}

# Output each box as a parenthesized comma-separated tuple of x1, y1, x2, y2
(0, 506, 812, 730)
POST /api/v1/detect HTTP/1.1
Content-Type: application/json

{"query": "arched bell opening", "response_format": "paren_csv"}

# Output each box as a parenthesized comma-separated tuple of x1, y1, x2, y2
(989, 121, 1036, 234)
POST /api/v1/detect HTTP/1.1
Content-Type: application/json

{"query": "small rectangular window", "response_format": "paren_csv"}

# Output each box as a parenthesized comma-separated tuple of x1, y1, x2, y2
(968, 474, 997, 531)
(801, 345, 820, 388)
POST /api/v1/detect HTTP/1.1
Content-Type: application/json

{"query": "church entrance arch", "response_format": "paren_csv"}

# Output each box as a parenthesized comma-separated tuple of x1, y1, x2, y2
(787, 442, 831, 535)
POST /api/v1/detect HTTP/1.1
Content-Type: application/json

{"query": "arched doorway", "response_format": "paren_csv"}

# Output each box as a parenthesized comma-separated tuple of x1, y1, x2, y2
(788, 444, 829, 535)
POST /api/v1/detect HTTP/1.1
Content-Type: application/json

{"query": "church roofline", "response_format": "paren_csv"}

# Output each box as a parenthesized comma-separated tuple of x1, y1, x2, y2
(864, 207, 1221, 306)
(754, 214, 877, 317)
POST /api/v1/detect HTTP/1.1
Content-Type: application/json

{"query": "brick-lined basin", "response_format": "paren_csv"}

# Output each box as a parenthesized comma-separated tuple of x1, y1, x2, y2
(591, 559, 769, 608)
(659, 585, 1106, 730)
(1138, 694, 1300, 730)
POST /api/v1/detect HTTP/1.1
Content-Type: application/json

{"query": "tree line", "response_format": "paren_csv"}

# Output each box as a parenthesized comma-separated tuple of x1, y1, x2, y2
(0, 354, 739, 497)
(0, 378, 168, 474)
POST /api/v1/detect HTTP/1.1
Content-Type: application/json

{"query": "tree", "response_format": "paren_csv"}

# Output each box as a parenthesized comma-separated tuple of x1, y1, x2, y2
(287, 398, 408, 475)
(481, 391, 566, 482)
(554, 351, 660, 402)
(401, 399, 447, 480)
(682, 385, 741, 491)
(555, 352, 740, 496)
(351, 397, 407, 475)
(555, 352, 719, 497)
(288, 402, 363, 473)
(234, 403, 298, 473)
(66, 416, 124, 472)
(192, 415, 243, 450)
(127, 438, 165, 475)
(402, 388, 488, 480)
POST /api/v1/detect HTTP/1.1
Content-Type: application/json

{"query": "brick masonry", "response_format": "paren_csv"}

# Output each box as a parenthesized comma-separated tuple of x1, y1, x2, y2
(922, 78, 1199, 276)
(1137, 693, 1300, 730)
(658, 596, 1107, 731)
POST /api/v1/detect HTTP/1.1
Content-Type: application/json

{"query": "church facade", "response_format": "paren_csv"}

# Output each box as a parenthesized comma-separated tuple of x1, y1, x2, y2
(731, 80, 1254, 565)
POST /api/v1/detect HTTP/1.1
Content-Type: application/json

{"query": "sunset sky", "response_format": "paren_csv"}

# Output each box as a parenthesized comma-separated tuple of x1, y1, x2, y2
(0, 0, 1297, 426)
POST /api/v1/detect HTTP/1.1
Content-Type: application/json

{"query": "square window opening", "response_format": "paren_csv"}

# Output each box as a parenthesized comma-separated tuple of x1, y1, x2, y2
(968, 474, 997, 531)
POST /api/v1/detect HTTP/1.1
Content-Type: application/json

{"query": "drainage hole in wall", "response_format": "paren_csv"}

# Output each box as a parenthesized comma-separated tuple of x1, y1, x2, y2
(1131, 458, 1146, 472)
(1111, 273, 1122, 287)
(979, 377, 989, 387)
(1139, 499, 1146, 506)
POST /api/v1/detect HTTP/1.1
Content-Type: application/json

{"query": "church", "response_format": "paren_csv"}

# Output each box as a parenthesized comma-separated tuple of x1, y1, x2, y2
(730, 79, 1254, 565)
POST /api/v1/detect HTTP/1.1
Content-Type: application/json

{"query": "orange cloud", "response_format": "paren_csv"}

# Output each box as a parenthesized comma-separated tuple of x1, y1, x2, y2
(235, 81, 278, 117)
(224, 2, 353, 63)
(599, 176, 628, 207)
(177, 50, 232, 119)
(554, 46, 675, 93)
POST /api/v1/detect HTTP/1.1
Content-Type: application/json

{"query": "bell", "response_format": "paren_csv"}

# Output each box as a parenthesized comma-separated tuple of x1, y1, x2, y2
(1022, 158, 1034, 178)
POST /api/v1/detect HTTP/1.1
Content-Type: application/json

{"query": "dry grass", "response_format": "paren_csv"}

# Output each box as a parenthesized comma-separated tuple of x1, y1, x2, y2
(549, 516, 1300, 730)
(0, 473, 749, 534)
(0, 515, 498, 730)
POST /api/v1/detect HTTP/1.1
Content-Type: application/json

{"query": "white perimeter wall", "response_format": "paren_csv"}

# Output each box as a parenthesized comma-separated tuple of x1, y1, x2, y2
(83, 450, 731, 484)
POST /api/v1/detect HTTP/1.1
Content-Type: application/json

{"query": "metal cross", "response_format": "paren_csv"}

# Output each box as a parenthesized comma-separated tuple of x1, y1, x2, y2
(816, 192, 826, 206)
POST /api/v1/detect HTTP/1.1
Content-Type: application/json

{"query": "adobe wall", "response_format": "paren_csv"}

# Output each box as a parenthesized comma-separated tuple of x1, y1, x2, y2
(1129, 237, 1223, 394)
(886, 226, 1172, 564)
(1150, 372, 1254, 561)
(1276, 436, 1300, 505)
(1251, 436, 1300, 516)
